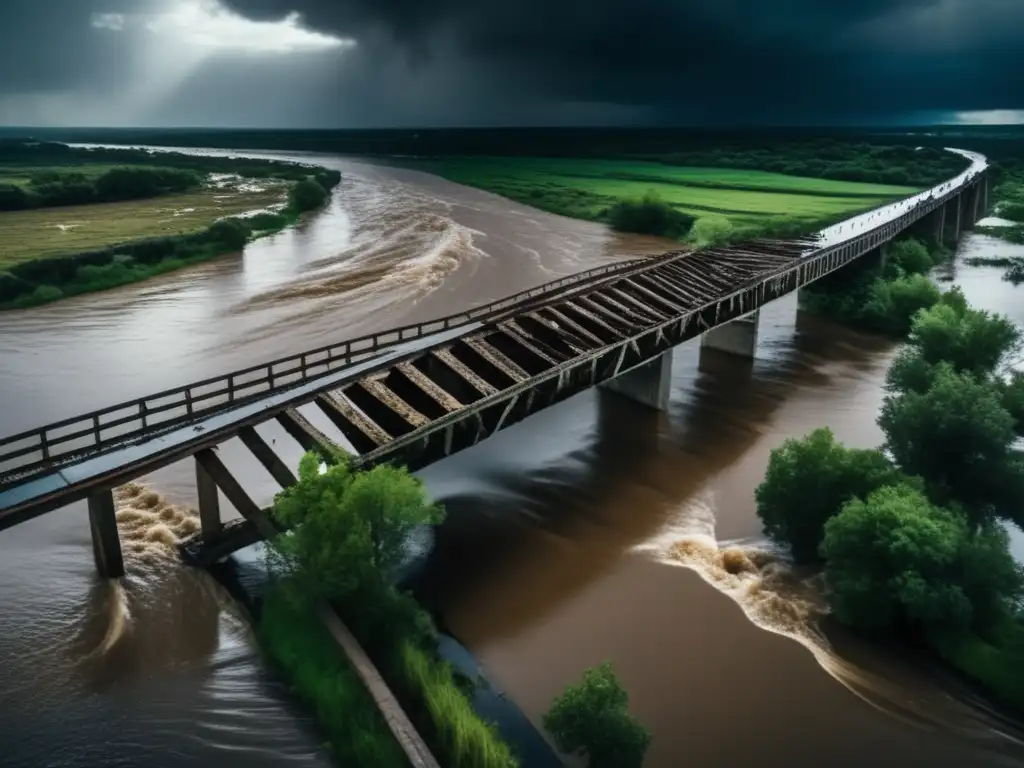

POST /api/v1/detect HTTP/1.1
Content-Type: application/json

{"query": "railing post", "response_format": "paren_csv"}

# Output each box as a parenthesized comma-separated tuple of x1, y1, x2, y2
(93, 414, 102, 445)
(88, 489, 124, 578)
(185, 389, 194, 416)
(40, 430, 50, 463)
(228, 374, 235, 403)
(140, 401, 148, 429)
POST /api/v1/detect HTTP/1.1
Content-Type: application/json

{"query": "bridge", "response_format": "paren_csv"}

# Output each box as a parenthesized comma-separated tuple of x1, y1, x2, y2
(0, 149, 991, 579)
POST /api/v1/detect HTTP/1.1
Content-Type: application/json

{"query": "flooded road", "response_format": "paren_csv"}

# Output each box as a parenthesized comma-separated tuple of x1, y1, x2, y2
(1, 149, 1022, 767)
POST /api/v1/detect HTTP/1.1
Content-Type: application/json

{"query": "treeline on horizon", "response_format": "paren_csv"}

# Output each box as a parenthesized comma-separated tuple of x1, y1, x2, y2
(0, 139, 341, 211)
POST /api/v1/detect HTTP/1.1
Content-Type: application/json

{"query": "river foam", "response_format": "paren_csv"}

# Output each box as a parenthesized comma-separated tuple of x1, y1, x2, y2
(636, 492, 1024, 749)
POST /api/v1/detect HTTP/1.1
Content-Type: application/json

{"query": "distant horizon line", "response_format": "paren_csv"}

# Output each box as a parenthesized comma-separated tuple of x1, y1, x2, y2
(0, 122, 1021, 133)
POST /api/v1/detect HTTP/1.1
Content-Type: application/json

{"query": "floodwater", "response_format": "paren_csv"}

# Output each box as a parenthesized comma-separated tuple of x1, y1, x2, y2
(1, 148, 1023, 767)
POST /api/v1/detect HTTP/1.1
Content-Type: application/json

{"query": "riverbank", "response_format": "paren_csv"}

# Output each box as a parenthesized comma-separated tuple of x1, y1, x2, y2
(0, 141, 342, 309)
(760, 227, 1024, 718)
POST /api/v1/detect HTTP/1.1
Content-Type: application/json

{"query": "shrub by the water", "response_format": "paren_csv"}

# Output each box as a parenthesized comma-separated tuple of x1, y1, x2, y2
(755, 427, 907, 564)
(287, 178, 330, 214)
(543, 662, 651, 768)
(266, 453, 519, 768)
(606, 192, 695, 239)
(821, 484, 1022, 637)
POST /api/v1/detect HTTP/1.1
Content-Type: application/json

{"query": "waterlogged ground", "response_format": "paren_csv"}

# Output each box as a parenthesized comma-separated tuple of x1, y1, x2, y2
(0, 176, 288, 265)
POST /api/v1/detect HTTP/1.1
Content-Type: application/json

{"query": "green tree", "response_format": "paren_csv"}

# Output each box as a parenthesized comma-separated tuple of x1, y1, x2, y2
(689, 215, 733, 245)
(270, 452, 445, 600)
(859, 273, 942, 336)
(270, 453, 375, 602)
(288, 178, 329, 213)
(909, 300, 1020, 378)
(543, 662, 651, 768)
(879, 365, 1023, 525)
(342, 464, 445, 576)
(206, 217, 252, 250)
(886, 237, 935, 276)
(606, 191, 695, 239)
(755, 427, 906, 563)
(1000, 371, 1024, 434)
(821, 484, 1022, 636)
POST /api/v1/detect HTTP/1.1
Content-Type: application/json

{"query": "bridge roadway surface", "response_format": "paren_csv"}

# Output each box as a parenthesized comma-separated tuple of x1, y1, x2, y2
(0, 149, 990, 565)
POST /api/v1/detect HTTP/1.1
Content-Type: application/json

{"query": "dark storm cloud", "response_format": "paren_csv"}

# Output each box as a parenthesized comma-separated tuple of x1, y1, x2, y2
(220, 0, 1024, 122)
(0, 0, 1022, 125)
(0, 1, 163, 94)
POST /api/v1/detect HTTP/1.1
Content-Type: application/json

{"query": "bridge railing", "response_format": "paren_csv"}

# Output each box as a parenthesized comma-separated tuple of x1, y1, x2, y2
(0, 251, 672, 486)
(0, 164, 984, 488)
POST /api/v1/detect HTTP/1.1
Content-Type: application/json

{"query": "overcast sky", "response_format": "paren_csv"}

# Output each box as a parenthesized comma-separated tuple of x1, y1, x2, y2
(1, 0, 1022, 128)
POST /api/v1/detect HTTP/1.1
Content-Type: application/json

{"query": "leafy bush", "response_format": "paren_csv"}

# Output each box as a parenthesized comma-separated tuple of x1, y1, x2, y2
(755, 427, 907, 563)
(822, 484, 1022, 636)
(860, 273, 942, 336)
(543, 662, 651, 768)
(887, 237, 936, 276)
(207, 217, 252, 251)
(606, 192, 695, 239)
(267, 454, 518, 768)
(688, 215, 733, 245)
(287, 178, 330, 214)
(879, 364, 1024, 526)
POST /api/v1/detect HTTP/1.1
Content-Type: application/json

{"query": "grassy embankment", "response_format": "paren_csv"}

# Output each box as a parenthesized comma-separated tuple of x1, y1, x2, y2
(0, 143, 341, 308)
(412, 156, 921, 244)
(259, 456, 519, 768)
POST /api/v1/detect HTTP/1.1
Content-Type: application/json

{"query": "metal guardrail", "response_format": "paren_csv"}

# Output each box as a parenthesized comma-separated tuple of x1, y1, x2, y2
(0, 252, 670, 485)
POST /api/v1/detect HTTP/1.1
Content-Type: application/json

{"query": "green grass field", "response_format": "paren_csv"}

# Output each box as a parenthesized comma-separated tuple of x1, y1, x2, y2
(0, 179, 287, 267)
(417, 156, 920, 232)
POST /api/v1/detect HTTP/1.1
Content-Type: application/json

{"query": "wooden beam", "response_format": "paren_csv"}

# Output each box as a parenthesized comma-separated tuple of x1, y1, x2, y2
(194, 448, 277, 540)
(238, 426, 297, 489)
(277, 407, 338, 456)
(195, 455, 222, 542)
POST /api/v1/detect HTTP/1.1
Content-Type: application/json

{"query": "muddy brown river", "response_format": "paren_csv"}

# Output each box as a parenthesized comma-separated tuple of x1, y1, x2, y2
(1, 150, 1023, 767)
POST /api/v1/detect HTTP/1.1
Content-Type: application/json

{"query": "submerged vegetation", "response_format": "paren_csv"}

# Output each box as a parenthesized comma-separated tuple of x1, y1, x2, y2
(263, 454, 518, 768)
(0, 140, 341, 308)
(757, 279, 1024, 712)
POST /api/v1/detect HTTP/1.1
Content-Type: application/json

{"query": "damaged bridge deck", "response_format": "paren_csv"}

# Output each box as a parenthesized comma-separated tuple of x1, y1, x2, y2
(0, 161, 990, 566)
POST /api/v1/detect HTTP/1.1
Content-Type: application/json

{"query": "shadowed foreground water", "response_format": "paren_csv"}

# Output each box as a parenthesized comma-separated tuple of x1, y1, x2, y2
(1, 151, 1022, 767)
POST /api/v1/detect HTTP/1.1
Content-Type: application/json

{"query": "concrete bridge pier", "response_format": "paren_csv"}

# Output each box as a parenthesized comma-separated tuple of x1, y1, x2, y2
(949, 194, 963, 244)
(932, 203, 947, 246)
(88, 489, 124, 578)
(600, 350, 673, 411)
(700, 310, 759, 360)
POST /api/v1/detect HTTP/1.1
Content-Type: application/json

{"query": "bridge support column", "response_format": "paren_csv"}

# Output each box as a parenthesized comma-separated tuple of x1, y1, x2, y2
(700, 310, 759, 360)
(88, 489, 124, 579)
(873, 242, 890, 271)
(196, 456, 222, 542)
(934, 204, 947, 246)
(600, 350, 673, 411)
(951, 195, 962, 243)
